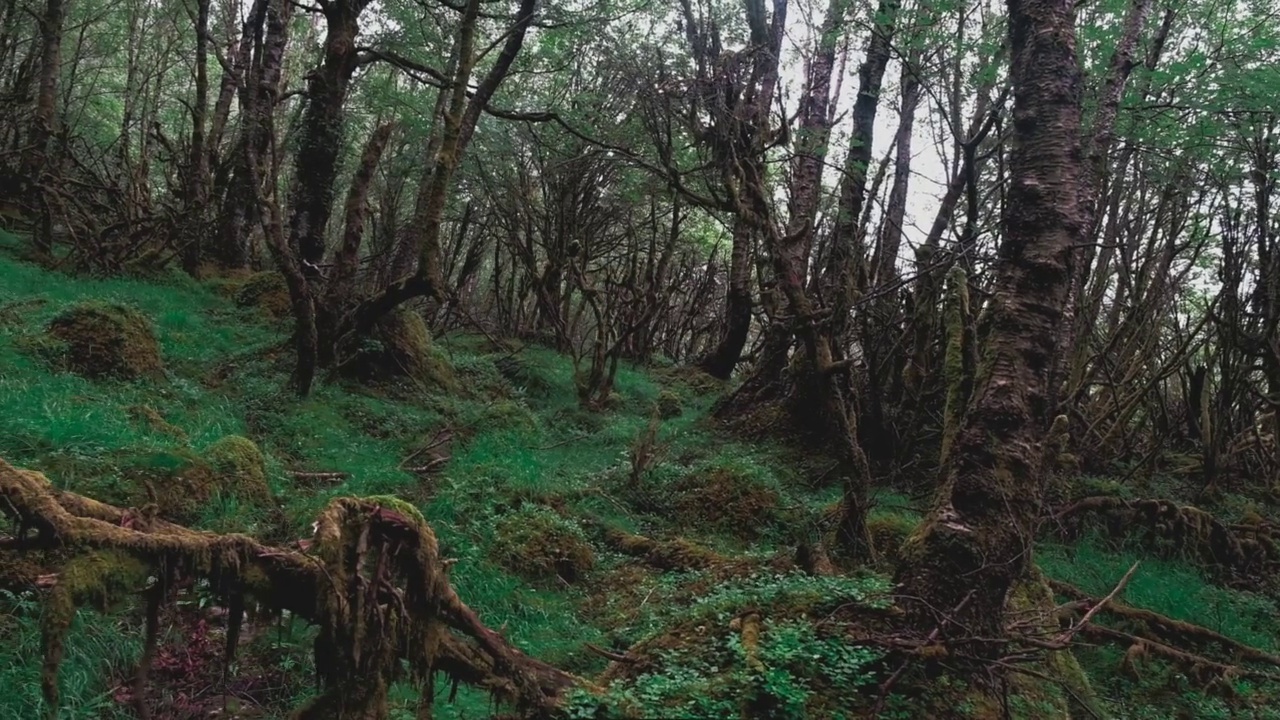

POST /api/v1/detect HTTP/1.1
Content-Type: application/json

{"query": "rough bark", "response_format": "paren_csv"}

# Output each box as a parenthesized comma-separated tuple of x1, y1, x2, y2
(287, 0, 367, 279)
(1050, 0, 1159, 415)
(895, 0, 1084, 647)
(22, 0, 68, 254)
(821, 0, 898, 342)
(696, 216, 753, 379)
(324, 120, 399, 334)
(215, 0, 289, 270)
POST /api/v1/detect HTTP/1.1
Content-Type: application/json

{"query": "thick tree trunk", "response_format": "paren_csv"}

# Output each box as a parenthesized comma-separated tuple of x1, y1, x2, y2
(180, 0, 212, 274)
(895, 0, 1083, 645)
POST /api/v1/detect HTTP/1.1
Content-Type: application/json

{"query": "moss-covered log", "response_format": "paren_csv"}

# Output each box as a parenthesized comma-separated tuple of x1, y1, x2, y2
(0, 458, 577, 718)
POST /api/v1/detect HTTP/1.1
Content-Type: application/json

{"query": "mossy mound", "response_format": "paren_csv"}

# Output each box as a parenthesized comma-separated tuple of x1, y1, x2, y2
(491, 506, 595, 584)
(43, 302, 164, 381)
(475, 399, 540, 434)
(656, 390, 683, 419)
(127, 405, 188, 440)
(234, 271, 291, 318)
(654, 365, 726, 396)
(115, 442, 270, 523)
(343, 308, 459, 393)
(493, 354, 554, 398)
(203, 435, 271, 503)
(672, 467, 782, 540)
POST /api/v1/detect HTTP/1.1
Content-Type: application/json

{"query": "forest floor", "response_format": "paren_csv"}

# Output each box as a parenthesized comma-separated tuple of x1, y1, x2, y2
(2, 228, 1280, 719)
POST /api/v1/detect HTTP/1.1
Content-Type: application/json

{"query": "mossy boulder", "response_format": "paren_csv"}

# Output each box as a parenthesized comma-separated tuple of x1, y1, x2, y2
(343, 308, 459, 393)
(234, 271, 291, 318)
(203, 435, 271, 503)
(492, 506, 595, 584)
(672, 466, 782, 540)
(42, 302, 164, 381)
(656, 390, 683, 419)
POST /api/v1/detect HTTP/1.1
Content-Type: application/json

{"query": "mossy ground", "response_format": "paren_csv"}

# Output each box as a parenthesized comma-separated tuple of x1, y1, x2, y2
(2, 227, 1279, 718)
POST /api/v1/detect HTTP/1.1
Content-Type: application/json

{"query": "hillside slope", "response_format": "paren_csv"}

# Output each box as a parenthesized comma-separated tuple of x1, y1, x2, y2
(2, 231, 1279, 719)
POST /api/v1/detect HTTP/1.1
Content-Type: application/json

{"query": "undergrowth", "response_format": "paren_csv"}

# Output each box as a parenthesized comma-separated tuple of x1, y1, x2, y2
(4, 226, 1280, 719)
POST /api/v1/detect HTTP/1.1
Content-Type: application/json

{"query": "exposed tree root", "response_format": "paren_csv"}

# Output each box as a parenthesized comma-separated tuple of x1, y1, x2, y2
(1052, 496, 1280, 586)
(1077, 625, 1280, 685)
(0, 458, 578, 719)
(1048, 578, 1280, 668)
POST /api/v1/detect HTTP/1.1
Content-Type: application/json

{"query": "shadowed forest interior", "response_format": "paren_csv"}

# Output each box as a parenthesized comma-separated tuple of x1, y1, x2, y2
(1, 0, 1280, 716)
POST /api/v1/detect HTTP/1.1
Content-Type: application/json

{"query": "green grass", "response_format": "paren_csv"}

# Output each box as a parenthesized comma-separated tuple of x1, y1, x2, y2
(0, 230, 835, 717)
(0, 590, 139, 720)
(1041, 534, 1280, 718)
(7, 226, 1278, 720)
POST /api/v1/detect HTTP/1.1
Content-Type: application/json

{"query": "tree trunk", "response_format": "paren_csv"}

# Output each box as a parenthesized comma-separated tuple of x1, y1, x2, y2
(894, 0, 1083, 646)
(215, 0, 288, 270)
(288, 4, 362, 278)
(22, 0, 68, 255)
(696, 216, 753, 379)
(180, 0, 212, 274)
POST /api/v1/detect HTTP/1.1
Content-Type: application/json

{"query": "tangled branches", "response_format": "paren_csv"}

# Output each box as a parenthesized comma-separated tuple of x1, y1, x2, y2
(0, 458, 577, 719)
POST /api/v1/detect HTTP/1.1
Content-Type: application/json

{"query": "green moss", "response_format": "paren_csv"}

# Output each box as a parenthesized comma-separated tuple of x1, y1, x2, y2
(656, 390, 683, 419)
(343, 308, 459, 394)
(234, 271, 291, 318)
(38, 550, 149, 711)
(42, 302, 164, 381)
(476, 399, 540, 434)
(113, 442, 269, 524)
(203, 435, 270, 502)
(1003, 570, 1100, 718)
(364, 495, 427, 526)
(867, 512, 918, 566)
(671, 465, 783, 540)
(491, 506, 595, 584)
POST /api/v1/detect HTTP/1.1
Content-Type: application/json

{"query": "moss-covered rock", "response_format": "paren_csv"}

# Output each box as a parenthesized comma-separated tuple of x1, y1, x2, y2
(656, 390, 683, 419)
(492, 506, 595, 584)
(343, 308, 459, 393)
(43, 302, 164, 381)
(234, 271, 291, 318)
(203, 435, 271, 503)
